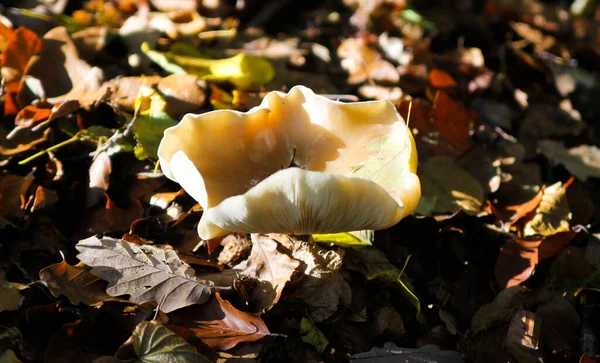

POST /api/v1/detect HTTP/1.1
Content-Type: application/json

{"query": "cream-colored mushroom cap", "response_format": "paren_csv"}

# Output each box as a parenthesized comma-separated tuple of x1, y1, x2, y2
(157, 85, 420, 240)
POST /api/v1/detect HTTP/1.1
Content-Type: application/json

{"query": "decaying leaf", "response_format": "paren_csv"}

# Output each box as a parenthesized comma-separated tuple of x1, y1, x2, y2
(38, 258, 117, 306)
(75, 236, 212, 313)
(273, 234, 351, 322)
(241, 234, 301, 313)
(416, 157, 485, 215)
(168, 292, 270, 351)
(300, 317, 329, 354)
(117, 321, 210, 363)
(524, 181, 572, 236)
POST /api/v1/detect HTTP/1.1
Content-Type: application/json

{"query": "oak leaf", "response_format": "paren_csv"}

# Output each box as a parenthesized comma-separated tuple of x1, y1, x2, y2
(76, 236, 212, 313)
(39, 259, 118, 306)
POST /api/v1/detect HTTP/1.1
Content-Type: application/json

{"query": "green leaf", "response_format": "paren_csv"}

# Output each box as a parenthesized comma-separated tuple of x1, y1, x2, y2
(132, 84, 178, 160)
(129, 321, 210, 363)
(141, 43, 275, 90)
(300, 317, 329, 354)
(312, 230, 373, 248)
(418, 156, 485, 215)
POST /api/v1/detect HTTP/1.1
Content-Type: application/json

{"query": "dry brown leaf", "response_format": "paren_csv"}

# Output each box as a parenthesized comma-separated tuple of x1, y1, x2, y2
(105, 195, 144, 232)
(39, 259, 118, 306)
(14, 105, 52, 128)
(24, 26, 103, 100)
(337, 38, 399, 84)
(0, 170, 35, 218)
(271, 234, 350, 322)
(1, 26, 42, 83)
(168, 292, 270, 351)
(76, 236, 212, 313)
(241, 234, 301, 313)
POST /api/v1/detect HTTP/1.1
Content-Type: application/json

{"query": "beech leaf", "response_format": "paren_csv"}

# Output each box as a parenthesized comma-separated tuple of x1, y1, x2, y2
(168, 292, 270, 351)
(524, 181, 572, 236)
(416, 157, 485, 215)
(242, 234, 301, 313)
(123, 321, 211, 363)
(39, 258, 118, 306)
(75, 236, 212, 313)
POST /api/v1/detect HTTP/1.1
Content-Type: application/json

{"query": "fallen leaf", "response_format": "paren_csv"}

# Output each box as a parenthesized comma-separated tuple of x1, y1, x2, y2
(87, 151, 111, 208)
(38, 258, 117, 306)
(538, 140, 600, 182)
(142, 43, 275, 90)
(105, 195, 144, 232)
(1, 26, 42, 84)
(156, 74, 206, 119)
(350, 342, 464, 363)
(241, 234, 301, 313)
(0, 171, 35, 218)
(524, 181, 572, 236)
(217, 234, 252, 266)
(0, 283, 24, 312)
(398, 91, 478, 159)
(116, 321, 211, 363)
(168, 292, 270, 351)
(0, 350, 21, 363)
(14, 105, 52, 128)
(312, 230, 373, 248)
(518, 103, 584, 157)
(76, 236, 212, 313)
(429, 69, 457, 88)
(24, 26, 102, 99)
(30, 186, 58, 213)
(273, 234, 351, 322)
(300, 317, 329, 354)
(345, 247, 423, 322)
(337, 38, 399, 84)
(504, 310, 542, 362)
(536, 296, 580, 354)
(132, 83, 177, 160)
(416, 156, 485, 215)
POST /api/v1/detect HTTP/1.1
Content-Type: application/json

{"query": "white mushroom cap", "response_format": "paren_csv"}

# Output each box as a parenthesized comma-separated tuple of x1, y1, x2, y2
(158, 85, 420, 240)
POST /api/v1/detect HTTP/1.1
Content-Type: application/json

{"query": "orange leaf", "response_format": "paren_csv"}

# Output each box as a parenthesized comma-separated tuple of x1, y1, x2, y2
(429, 69, 457, 88)
(398, 91, 478, 159)
(1, 27, 42, 79)
(168, 292, 269, 351)
(15, 105, 52, 128)
(495, 237, 541, 288)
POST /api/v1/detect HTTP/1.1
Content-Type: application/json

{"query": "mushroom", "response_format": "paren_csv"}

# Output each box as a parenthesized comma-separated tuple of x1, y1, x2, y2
(158, 86, 420, 240)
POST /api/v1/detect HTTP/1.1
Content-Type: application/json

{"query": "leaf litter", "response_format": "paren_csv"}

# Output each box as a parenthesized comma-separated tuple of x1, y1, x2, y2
(1, 0, 600, 362)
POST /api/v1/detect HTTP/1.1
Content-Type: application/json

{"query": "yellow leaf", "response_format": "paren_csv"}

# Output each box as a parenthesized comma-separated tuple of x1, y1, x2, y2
(524, 181, 572, 236)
